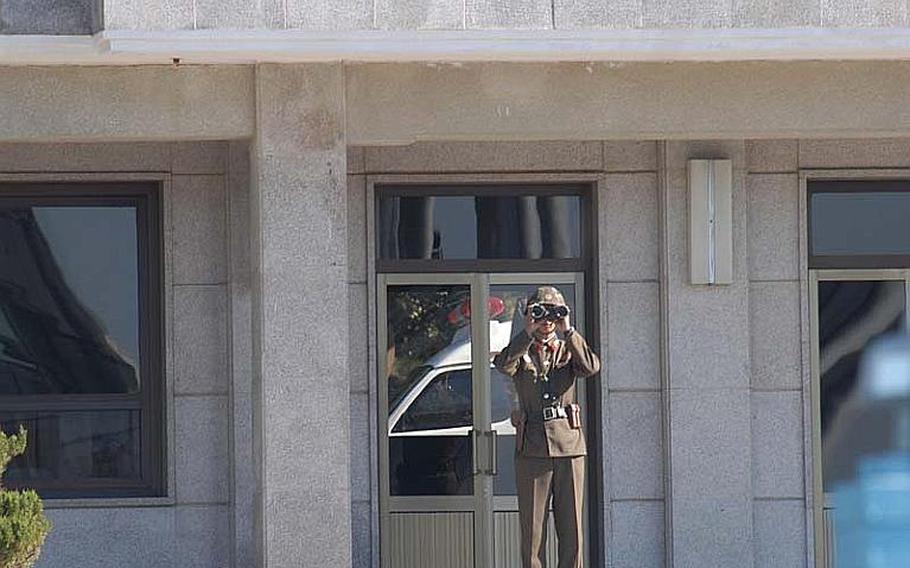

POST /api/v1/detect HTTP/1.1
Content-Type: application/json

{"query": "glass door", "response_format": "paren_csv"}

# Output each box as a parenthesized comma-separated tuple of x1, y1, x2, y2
(379, 273, 589, 568)
(810, 270, 909, 568)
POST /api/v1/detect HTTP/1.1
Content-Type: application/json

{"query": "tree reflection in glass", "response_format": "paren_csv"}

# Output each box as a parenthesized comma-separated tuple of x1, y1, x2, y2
(387, 285, 475, 496)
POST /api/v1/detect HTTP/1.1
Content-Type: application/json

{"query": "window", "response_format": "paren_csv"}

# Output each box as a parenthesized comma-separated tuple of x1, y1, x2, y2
(377, 184, 587, 271)
(0, 183, 163, 498)
(810, 180, 910, 268)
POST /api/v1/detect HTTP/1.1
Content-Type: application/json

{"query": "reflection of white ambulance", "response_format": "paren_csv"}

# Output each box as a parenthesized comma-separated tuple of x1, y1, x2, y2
(388, 319, 517, 438)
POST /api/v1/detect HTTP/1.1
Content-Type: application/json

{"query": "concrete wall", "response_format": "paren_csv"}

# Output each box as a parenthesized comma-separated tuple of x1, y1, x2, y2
(6, 62, 910, 146)
(347, 147, 372, 568)
(345, 61, 910, 145)
(661, 140, 806, 568)
(0, 142, 249, 568)
(104, 0, 910, 30)
(745, 140, 807, 568)
(599, 143, 666, 568)
(0, 66, 254, 144)
(250, 63, 352, 568)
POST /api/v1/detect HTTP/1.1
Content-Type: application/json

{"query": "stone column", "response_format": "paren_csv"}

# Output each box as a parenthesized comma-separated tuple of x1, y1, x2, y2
(664, 141, 754, 568)
(251, 64, 351, 568)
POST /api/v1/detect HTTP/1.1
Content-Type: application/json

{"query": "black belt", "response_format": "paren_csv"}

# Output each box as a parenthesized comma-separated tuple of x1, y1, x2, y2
(542, 405, 568, 422)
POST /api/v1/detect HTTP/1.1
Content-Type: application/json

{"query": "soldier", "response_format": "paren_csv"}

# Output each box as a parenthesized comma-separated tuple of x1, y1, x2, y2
(493, 286, 601, 568)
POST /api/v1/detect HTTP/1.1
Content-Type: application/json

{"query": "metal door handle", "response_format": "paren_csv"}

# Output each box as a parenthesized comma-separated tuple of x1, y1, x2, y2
(485, 430, 498, 476)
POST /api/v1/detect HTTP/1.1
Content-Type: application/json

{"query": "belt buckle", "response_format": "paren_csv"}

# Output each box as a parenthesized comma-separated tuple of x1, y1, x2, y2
(542, 406, 558, 421)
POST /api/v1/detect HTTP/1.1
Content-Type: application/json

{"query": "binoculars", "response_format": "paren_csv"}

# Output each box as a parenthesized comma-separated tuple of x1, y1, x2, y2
(527, 303, 570, 322)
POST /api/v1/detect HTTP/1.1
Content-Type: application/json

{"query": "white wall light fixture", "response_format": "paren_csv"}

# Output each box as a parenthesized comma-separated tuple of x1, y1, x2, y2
(688, 159, 733, 285)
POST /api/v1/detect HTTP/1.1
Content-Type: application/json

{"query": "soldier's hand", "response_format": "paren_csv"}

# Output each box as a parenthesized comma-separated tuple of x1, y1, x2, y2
(524, 312, 543, 336)
(556, 314, 572, 333)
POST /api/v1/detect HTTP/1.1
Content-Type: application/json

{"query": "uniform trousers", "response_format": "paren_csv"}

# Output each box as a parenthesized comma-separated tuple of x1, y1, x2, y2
(515, 454, 585, 568)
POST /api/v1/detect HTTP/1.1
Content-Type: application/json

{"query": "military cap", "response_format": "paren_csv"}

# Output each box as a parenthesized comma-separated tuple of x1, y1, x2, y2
(527, 286, 566, 307)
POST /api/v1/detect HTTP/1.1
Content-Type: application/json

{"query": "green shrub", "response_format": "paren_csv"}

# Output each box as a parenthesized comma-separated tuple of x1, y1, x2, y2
(0, 428, 50, 568)
(0, 491, 49, 568)
(0, 429, 26, 491)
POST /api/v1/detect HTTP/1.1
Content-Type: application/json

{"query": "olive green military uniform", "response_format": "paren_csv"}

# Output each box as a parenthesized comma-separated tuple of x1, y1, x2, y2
(493, 295, 601, 568)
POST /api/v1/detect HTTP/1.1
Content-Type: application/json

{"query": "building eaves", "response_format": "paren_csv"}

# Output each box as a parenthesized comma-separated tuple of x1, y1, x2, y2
(5, 27, 910, 66)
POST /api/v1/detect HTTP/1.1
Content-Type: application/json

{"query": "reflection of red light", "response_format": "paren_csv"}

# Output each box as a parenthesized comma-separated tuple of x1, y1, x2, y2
(448, 296, 506, 326)
(447, 310, 460, 325)
(488, 296, 505, 318)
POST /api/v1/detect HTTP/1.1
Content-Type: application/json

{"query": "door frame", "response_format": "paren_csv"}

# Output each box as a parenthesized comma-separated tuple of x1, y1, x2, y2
(377, 272, 587, 568)
(808, 268, 910, 568)
(367, 173, 603, 568)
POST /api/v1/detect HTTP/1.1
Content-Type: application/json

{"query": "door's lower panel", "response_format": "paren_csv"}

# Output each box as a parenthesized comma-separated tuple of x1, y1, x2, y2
(388, 512, 474, 568)
(493, 511, 562, 568)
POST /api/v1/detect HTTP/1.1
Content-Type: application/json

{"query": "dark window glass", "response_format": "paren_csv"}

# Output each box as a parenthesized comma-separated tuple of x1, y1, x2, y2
(1, 410, 141, 484)
(388, 435, 474, 496)
(0, 206, 140, 395)
(378, 193, 582, 261)
(492, 368, 518, 496)
(810, 181, 910, 267)
(817, 280, 906, 491)
(494, 432, 517, 496)
(0, 185, 162, 498)
(491, 369, 513, 424)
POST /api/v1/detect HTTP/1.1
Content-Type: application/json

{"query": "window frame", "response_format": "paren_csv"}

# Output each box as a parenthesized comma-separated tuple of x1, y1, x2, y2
(0, 182, 165, 499)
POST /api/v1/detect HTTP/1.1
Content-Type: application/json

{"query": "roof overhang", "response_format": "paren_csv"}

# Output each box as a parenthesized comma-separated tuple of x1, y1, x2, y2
(6, 27, 910, 65)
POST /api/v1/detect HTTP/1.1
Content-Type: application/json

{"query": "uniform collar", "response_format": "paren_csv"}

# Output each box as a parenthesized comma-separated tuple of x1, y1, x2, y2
(533, 333, 558, 354)
(533, 332, 557, 346)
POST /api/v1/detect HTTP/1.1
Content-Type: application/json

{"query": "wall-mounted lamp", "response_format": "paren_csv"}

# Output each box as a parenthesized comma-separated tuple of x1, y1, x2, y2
(688, 159, 733, 285)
